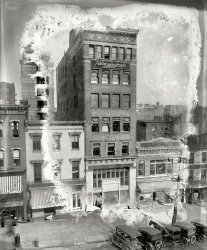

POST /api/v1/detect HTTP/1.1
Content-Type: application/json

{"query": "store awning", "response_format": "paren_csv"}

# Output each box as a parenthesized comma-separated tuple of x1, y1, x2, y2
(31, 188, 63, 209)
(137, 181, 177, 194)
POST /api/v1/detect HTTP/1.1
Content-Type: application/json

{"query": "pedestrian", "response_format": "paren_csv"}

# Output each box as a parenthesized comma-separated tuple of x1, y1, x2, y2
(1, 217, 5, 227)
(7, 220, 14, 237)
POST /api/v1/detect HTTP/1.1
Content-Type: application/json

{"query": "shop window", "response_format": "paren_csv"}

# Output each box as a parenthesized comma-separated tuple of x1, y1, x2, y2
(12, 149, 20, 166)
(189, 169, 194, 180)
(102, 94, 110, 108)
(72, 161, 79, 179)
(89, 45, 95, 58)
(73, 193, 81, 208)
(189, 152, 194, 164)
(112, 71, 120, 85)
(102, 117, 110, 133)
(107, 143, 115, 156)
(150, 161, 156, 175)
(124, 168, 129, 185)
(112, 47, 117, 60)
(11, 121, 19, 137)
(112, 94, 120, 108)
(126, 48, 132, 60)
(104, 46, 110, 59)
(202, 152, 207, 163)
(201, 169, 207, 181)
(123, 94, 130, 109)
(91, 70, 99, 84)
(138, 161, 145, 176)
(119, 47, 125, 60)
(166, 159, 173, 174)
(71, 135, 79, 149)
(74, 94, 78, 108)
(97, 45, 102, 58)
(0, 150, 4, 167)
(91, 93, 99, 108)
(33, 136, 41, 151)
(52, 134, 61, 151)
(93, 143, 101, 156)
(0, 122, 3, 138)
(156, 160, 166, 174)
(34, 163, 42, 183)
(112, 118, 120, 132)
(123, 72, 130, 85)
(91, 117, 99, 133)
(123, 118, 130, 132)
(122, 142, 129, 156)
(102, 71, 109, 84)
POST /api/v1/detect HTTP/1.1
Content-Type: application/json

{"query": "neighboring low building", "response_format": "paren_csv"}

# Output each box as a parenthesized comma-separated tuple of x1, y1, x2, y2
(136, 138, 187, 206)
(0, 100, 28, 220)
(25, 121, 85, 218)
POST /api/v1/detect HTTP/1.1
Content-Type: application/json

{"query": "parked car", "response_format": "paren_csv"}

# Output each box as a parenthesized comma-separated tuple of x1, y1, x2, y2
(138, 226, 163, 250)
(191, 220, 207, 242)
(109, 225, 142, 250)
(173, 222, 196, 244)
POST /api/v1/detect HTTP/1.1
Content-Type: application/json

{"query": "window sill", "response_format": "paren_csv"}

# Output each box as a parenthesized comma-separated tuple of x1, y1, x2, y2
(72, 148, 80, 151)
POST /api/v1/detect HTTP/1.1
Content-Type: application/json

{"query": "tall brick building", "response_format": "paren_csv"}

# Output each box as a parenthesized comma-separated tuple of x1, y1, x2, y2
(0, 82, 15, 105)
(56, 28, 138, 206)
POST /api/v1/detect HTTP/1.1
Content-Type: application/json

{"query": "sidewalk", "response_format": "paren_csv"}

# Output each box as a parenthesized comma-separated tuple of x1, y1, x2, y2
(0, 212, 111, 250)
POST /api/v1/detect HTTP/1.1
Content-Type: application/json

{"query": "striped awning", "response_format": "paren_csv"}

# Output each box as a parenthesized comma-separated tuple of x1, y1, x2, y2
(31, 188, 63, 209)
(0, 175, 22, 194)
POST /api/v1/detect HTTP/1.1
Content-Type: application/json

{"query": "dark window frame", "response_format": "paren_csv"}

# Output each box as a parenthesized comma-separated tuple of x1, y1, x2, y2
(72, 161, 80, 179)
(107, 143, 115, 156)
(33, 136, 41, 152)
(102, 94, 110, 108)
(91, 93, 99, 108)
(93, 143, 101, 156)
(34, 163, 42, 183)
(71, 135, 79, 149)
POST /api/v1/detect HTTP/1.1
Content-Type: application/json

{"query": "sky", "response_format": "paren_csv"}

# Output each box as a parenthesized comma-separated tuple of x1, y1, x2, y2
(2, 0, 202, 107)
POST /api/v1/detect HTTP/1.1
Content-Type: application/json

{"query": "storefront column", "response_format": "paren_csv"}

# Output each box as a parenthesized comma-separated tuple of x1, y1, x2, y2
(22, 172, 27, 221)
(129, 165, 137, 206)
(86, 169, 93, 207)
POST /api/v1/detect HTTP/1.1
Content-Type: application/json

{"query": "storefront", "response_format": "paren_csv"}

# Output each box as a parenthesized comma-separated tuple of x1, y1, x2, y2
(186, 181, 207, 203)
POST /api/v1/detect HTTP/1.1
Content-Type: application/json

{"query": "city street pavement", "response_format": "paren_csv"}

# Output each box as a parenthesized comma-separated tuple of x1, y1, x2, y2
(0, 204, 207, 250)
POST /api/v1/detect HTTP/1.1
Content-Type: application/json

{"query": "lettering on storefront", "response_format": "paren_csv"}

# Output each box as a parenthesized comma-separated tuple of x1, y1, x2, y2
(91, 60, 130, 70)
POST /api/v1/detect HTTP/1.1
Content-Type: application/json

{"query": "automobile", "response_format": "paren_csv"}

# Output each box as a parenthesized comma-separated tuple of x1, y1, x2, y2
(138, 226, 163, 250)
(109, 224, 142, 250)
(173, 222, 196, 244)
(191, 220, 207, 242)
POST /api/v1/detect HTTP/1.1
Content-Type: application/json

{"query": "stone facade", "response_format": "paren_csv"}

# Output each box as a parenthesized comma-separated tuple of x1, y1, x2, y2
(0, 81, 15, 105)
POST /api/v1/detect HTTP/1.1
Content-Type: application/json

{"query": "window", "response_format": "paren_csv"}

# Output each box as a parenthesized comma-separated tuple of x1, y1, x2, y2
(33, 136, 41, 151)
(150, 162, 156, 175)
(37, 88, 45, 96)
(89, 45, 95, 58)
(91, 70, 99, 84)
(93, 143, 101, 156)
(202, 152, 207, 163)
(156, 160, 166, 174)
(91, 117, 99, 133)
(52, 135, 61, 151)
(201, 169, 207, 181)
(119, 47, 125, 60)
(72, 161, 79, 179)
(113, 118, 120, 132)
(12, 149, 20, 166)
(97, 45, 102, 58)
(102, 117, 110, 133)
(123, 94, 130, 109)
(166, 159, 173, 174)
(138, 161, 145, 176)
(34, 163, 42, 183)
(91, 94, 99, 108)
(46, 76, 49, 84)
(37, 100, 47, 109)
(0, 122, 3, 138)
(0, 150, 4, 167)
(71, 135, 79, 149)
(102, 71, 109, 84)
(74, 94, 78, 108)
(189, 152, 194, 164)
(107, 143, 115, 156)
(112, 71, 120, 85)
(11, 121, 19, 137)
(189, 169, 194, 180)
(112, 94, 120, 108)
(102, 94, 110, 108)
(123, 118, 130, 132)
(122, 142, 129, 156)
(126, 48, 132, 60)
(104, 46, 110, 59)
(74, 75, 76, 88)
(123, 72, 130, 85)
(112, 47, 117, 60)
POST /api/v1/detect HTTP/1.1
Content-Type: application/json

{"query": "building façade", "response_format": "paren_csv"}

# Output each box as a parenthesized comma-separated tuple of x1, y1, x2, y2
(56, 28, 138, 207)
